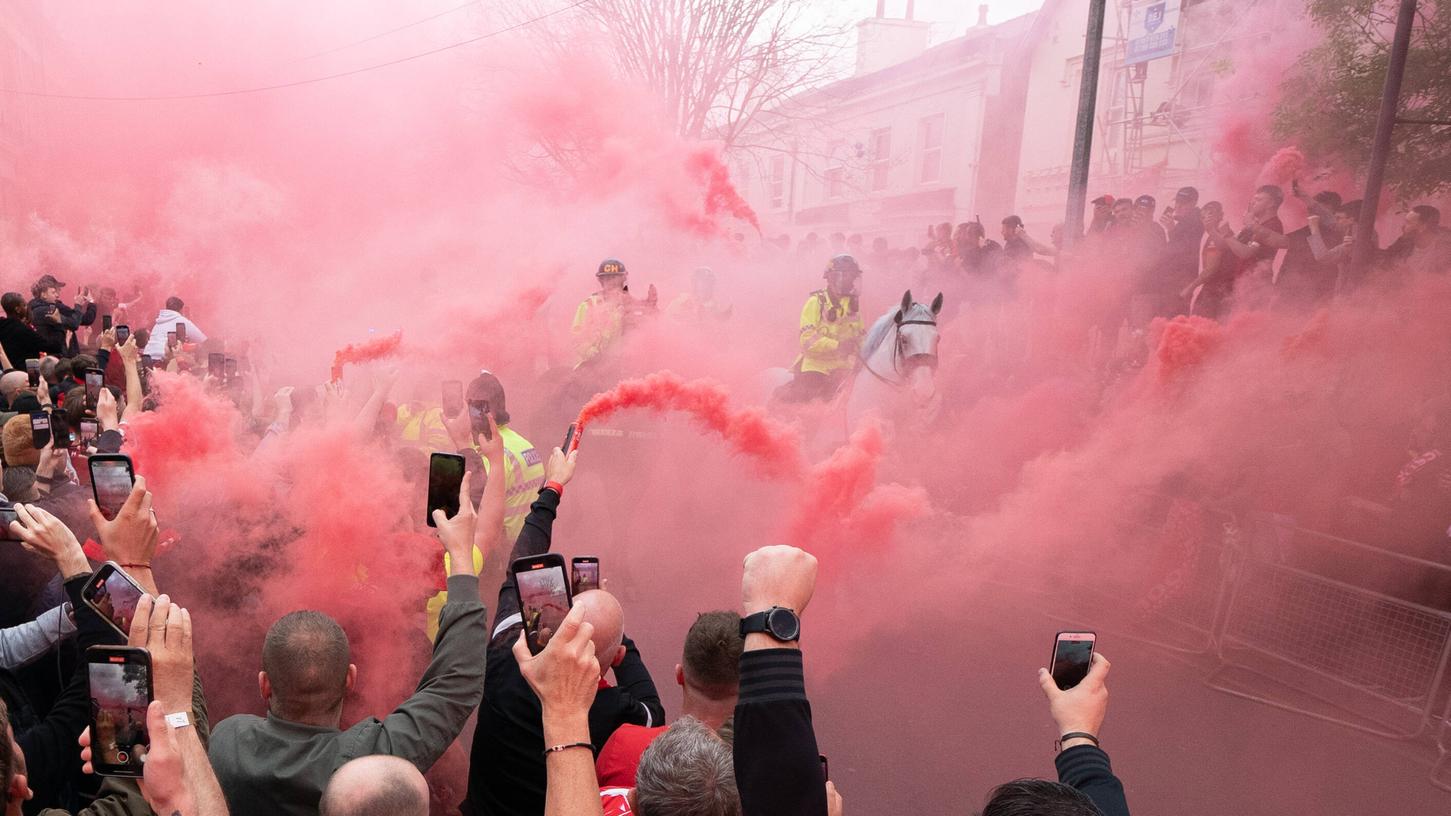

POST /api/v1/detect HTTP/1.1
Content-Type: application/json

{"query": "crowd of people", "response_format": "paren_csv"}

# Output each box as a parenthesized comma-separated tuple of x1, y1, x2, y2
(0, 265, 1140, 816)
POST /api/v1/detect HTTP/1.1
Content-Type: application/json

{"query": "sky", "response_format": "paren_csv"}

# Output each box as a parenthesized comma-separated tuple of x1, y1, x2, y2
(842, 0, 1047, 42)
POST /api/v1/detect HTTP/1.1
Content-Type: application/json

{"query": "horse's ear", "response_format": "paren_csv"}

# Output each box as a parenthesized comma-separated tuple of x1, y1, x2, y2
(931, 292, 944, 315)
(901, 290, 913, 312)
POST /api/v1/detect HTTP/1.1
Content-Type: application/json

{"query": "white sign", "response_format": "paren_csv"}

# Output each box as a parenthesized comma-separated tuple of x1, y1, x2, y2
(1126, 0, 1181, 65)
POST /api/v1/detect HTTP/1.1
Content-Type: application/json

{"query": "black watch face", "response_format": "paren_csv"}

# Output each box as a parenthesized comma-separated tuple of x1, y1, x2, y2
(767, 607, 800, 641)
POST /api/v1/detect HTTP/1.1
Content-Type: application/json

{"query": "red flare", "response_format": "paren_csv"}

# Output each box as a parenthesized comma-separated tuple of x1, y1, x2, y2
(330, 330, 403, 383)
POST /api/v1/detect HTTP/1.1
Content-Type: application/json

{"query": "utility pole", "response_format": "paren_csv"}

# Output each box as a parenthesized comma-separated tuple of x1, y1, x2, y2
(1350, 0, 1417, 278)
(1063, 0, 1108, 252)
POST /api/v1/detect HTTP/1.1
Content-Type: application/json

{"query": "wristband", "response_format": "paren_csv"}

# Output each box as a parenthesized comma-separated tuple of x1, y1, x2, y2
(542, 741, 591, 756)
(544, 481, 565, 498)
(1055, 732, 1099, 752)
(120, 563, 151, 571)
(165, 711, 191, 729)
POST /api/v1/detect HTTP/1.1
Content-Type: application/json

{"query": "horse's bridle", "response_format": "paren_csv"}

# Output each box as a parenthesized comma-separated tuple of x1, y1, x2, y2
(861, 316, 939, 388)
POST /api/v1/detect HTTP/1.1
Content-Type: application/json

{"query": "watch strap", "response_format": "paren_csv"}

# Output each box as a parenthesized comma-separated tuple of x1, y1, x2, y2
(739, 610, 771, 638)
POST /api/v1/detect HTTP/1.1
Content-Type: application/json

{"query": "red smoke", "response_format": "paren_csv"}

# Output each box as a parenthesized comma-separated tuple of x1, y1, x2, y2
(1257, 146, 1307, 187)
(685, 145, 761, 235)
(331, 331, 404, 383)
(576, 371, 805, 481)
(1150, 315, 1225, 385)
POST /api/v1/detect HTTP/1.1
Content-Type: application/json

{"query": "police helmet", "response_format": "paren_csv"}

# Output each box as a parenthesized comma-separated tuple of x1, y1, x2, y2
(597, 258, 627, 278)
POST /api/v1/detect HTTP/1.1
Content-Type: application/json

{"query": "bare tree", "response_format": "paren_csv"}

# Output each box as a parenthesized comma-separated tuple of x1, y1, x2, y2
(578, 0, 842, 147)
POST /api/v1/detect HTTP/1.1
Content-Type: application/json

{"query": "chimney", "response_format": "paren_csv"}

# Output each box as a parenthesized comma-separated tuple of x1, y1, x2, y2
(976, 4, 990, 27)
(856, 7, 932, 75)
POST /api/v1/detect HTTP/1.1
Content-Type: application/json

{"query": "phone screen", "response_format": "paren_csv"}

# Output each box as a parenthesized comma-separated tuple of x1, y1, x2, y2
(468, 400, 493, 441)
(224, 358, 238, 381)
(115, 325, 130, 345)
(80, 419, 100, 447)
(25, 359, 39, 388)
(426, 453, 465, 527)
(102, 314, 113, 331)
(1050, 632, 1096, 691)
(208, 353, 224, 379)
(571, 559, 599, 594)
(91, 456, 135, 520)
(515, 559, 571, 655)
(175, 323, 187, 344)
(166, 331, 176, 348)
(29, 412, 51, 449)
(83, 564, 147, 639)
(87, 647, 151, 777)
(86, 369, 104, 408)
(50, 412, 74, 448)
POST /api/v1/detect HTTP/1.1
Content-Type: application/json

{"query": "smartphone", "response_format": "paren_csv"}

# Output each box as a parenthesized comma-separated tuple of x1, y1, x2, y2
(425, 452, 466, 528)
(82, 562, 148, 639)
(1050, 631, 1097, 691)
(140, 354, 153, 371)
(86, 645, 152, 778)
(90, 454, 136, 521)
(115, 325, 130, 345)
(207, 353, 224, 380)
(562, 423, 579, 455)
(166, 331, 176, 349)
(25, 359, 39, 388)
(442, 380, 464, 418)
(0, 505, 17, 540)
(467, 400, 493, 442)
(50, 411, 74, 449)
(174, 323, 187, 344)
(570, 556, 600, 594)
(29, 411, 51, 449)
(512, 554, 571, 655)
(80, 418, 100, 448)
(102, 314, 113, 331)
(224, 358, 238, 384)
(820, 754, 829, 782)
(85, 367, 105, 410)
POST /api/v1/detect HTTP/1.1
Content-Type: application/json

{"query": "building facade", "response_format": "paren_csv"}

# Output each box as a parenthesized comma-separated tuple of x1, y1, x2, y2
(0, 4, 51, 226)
(728, 7, 1040, 248)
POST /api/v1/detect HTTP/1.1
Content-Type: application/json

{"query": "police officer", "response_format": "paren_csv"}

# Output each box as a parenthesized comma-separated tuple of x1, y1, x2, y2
(777, 254, 866, 403)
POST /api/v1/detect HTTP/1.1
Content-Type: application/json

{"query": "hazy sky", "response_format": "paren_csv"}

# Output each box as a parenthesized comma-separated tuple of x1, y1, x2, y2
(839, 0, 1047, 44)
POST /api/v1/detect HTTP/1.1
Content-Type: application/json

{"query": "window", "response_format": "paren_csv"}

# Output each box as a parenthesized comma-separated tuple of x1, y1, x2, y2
(825, 166, 846, 199)
(870, 127, 891, 191)
(768, 154, 785, 209)
(918, 114, 944, 184)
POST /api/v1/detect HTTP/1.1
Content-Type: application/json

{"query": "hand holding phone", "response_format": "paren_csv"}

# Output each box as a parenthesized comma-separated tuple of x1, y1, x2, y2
(29, 411, 51, 449)
(562, 423, 580, 456)
(1038, 633, 1109, 746)
(86, 645, 152, 777)
(115, 325, 130, 345)
(426, 453, 466, 528)
(82, 562, 148, 639)
(512, 554, 571, 655)
(90, 455, 137, 520)
(467, 400, 493, 442)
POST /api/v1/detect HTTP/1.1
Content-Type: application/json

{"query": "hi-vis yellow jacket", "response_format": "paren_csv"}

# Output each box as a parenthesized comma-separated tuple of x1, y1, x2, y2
(794, 289, 864, 375)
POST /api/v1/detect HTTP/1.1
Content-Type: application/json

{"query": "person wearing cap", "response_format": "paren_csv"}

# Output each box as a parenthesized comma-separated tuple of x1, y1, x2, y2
(1155, 187, 1205, 315)
(775, 254, 866, 404)
(571, 259, 658, 369)
(0, 293, 50, 372)
(423, 371, 546, 640)
(667, 267, 730, 323)
(26, 275, 95, 359)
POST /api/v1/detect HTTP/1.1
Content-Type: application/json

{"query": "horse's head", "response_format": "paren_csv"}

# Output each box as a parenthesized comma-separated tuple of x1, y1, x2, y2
(892, 290, 943, 406)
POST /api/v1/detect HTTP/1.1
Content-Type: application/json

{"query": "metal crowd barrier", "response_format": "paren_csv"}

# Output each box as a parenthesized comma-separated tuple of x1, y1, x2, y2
(1436, 694, 1451, 792)
(1206, 519, 1451, 742)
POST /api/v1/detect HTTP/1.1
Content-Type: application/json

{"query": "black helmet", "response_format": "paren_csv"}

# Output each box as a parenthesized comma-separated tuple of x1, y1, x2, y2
(824, 254, 862, 279)
(597, 258, 627, 278)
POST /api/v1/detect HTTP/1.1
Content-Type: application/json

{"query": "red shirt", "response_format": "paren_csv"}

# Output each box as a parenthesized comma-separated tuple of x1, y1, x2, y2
(601, 788, 634, 816)
(595, 723, 667, 788)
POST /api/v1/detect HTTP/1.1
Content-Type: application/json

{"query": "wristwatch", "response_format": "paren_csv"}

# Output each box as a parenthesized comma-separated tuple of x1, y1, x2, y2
(739, 606, 801, 642)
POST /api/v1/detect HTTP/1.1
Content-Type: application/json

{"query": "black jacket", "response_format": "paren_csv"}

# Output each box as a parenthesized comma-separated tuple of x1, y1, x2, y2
(27, 299, 96, 358)
(0, 317, 51, 370)
(734, 648, 827, 816)
(463, 489, 664, 816)
(1056, 745, 1131, 816)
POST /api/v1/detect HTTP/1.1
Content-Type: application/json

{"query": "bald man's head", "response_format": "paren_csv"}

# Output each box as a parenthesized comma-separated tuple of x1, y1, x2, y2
(319, 756, 427, 816)
(571, 589, 625, 670)
(0, 372, 27, 402)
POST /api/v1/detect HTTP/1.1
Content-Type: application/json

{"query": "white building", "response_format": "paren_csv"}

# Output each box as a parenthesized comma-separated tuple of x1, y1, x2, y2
(729, 4, 1042, 247)
(0, 5, 51, 226)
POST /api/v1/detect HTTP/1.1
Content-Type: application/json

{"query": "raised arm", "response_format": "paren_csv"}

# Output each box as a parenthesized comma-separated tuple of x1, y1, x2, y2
(87, 475, 162, 596)
(494, 446, 577, 629)
(367, 471, 489, 769)
(0, 603, 75, 670)
(1038, 653, 1130, 816)
(513, 605, 604, 816)
(116, 335, 145, 424)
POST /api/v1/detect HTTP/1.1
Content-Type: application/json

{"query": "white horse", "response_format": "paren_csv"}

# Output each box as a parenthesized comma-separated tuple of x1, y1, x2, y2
(845, 290, 943, 432)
